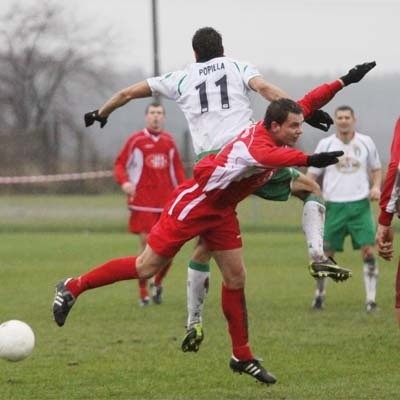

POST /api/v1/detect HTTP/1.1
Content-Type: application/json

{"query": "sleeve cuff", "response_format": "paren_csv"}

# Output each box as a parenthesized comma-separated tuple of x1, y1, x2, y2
(328, 79, 344, 92)
(378, 209, 394, 226)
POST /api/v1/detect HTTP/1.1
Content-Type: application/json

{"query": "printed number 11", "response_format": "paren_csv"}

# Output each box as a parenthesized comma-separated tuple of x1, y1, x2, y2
(195, 75, 230, 114)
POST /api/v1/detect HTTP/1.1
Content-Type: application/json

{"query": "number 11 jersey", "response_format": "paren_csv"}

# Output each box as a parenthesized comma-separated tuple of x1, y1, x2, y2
(147, 56, 261, 155)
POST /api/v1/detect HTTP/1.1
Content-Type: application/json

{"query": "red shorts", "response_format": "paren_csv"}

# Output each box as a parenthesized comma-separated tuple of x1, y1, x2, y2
(147, 181, 242, 258)
(129, 210, 161, 234)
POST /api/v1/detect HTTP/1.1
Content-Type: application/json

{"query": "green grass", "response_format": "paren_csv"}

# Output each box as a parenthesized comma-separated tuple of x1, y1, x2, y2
(0, 195, 399, 399)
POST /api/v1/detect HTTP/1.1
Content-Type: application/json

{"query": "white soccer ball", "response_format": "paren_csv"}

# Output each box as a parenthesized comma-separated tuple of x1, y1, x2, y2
(0, 320, 35, 361)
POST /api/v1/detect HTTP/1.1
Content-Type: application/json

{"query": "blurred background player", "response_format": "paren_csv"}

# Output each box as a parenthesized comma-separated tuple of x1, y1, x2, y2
(307, 105, 382, 312)
(114, 102, 186, 306)
(375, 118, 400, 327)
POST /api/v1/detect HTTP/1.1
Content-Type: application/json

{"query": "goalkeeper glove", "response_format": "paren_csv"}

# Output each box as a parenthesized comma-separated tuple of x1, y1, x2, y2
(84, 110, 108, 128)
(307, 151, 344, 168)
(305, 110, 334, 132)
(340, 61, 376, 86)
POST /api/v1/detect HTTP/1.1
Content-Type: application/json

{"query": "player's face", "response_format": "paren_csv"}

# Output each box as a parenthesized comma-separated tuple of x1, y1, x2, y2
(334, 110, 355, 134)
(145, 106, 165, 131)
(271, 112, 304, 146)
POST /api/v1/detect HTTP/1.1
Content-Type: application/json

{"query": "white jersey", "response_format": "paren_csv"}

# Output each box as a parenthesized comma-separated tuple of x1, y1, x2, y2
(308, 132, 381, 202)
(147, 57, 261, 155)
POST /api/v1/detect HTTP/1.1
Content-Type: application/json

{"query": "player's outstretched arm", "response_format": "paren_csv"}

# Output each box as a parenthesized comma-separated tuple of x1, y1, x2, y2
(307, 151, 344, 168)
(84, 81, 152, 128)
(249, 76, 290, 101)
(339, 61, 376, 86)
(299, 61, 376, 119)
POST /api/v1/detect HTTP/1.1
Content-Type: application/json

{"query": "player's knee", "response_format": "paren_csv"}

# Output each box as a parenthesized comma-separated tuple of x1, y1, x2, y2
(362, 246, 375, 260)
(291, 174, 322, 200)
(306, 180, 321, 197)
(223, 268, 246, 289)
(192, 244, 212, 264)
(136, 253, 168, 279)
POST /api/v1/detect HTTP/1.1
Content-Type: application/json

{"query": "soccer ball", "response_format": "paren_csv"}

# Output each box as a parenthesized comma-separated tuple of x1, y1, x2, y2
(0, 320, 35, 362)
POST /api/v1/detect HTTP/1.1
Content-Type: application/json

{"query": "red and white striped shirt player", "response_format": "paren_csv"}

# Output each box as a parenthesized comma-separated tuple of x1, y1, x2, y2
(113, 103, 186, 306)
(376, 118, 400, 325)
(114, 128, 185, 216)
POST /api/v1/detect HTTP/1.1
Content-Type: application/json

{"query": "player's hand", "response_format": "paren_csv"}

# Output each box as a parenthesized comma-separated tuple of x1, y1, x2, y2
(307, 151, 344, 168)
(121, 182, 136, 196)
(376, 224, 394, 261)
(84, 109, 108, 128)
(369, 186, 381, 201)
(305, 110, 334, 132)
(340, 61, 376, 86)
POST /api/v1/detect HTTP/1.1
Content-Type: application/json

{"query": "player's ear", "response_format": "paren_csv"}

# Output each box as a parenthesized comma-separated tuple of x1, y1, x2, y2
(270, 121, 280, 133)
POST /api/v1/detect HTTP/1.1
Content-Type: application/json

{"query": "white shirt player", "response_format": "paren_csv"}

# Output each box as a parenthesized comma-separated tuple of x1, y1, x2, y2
(308, 132, 381, 202)
(147, 57, 261, 155)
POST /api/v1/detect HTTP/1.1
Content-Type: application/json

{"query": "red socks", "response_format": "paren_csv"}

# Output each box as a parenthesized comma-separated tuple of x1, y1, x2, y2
(67, 257, 138, 297)
(221, 284, 254, 361)
(138, 279, 149, 300)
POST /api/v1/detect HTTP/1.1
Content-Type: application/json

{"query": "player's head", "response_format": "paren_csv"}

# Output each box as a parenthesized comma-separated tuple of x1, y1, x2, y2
(264, 98, 304, 146)
(145, 102, 166, 132)
(334, 105, 356, 135)
(192, 27, 224, 62)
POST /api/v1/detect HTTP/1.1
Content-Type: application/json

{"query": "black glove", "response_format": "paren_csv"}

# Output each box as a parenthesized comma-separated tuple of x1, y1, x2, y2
(305, 110, 334, 132)
(340, 61, 376, 86)
(307, 151, 344, 168)
(84, 109, 108, 128)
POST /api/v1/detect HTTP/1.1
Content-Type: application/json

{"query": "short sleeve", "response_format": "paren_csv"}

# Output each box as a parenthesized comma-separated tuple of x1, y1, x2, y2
(365, 136, 382, 170)
(234, 60, 262, 90)
(147, 70, 186, 100)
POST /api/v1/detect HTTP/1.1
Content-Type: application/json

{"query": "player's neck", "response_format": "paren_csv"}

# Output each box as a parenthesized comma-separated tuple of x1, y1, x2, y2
(146, 127, 162, 136)
(336, 130, 355, 144)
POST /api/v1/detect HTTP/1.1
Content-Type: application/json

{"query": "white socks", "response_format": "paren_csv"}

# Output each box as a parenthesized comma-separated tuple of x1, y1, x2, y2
(186, 262, 210, 329)
(302, 198, 326, 263)
(315, 277, 327, 297)
(363, 258, 378, 303)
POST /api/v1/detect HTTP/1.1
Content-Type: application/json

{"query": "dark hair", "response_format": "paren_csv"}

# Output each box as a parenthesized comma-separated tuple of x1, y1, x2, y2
(264, 98, 303, 129)
(145, 102, 165, 114)
(335, 105, 355, 116)
(192, 27, 224, 62)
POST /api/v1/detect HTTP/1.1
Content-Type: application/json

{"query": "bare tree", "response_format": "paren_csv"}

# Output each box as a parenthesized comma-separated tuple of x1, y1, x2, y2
(0, 1, 114, 175)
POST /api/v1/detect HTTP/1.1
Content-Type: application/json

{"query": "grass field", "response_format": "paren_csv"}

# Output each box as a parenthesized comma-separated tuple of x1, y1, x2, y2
(0, 194, 399, 399)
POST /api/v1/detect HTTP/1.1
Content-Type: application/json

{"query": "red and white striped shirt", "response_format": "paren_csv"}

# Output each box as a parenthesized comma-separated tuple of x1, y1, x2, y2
(379, 118, 400, 226)
(168, 80, 343, 219)
(114, 129, 186, 212)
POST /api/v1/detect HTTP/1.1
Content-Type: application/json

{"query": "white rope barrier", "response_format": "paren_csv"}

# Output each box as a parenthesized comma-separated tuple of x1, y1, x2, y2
(0, 170, 114, 184)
